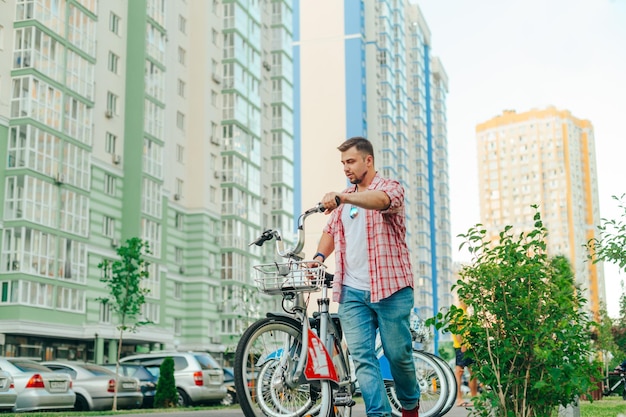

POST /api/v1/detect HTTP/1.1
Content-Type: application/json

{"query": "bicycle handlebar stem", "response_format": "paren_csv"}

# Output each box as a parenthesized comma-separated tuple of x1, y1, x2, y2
(273, 203, 325, 259)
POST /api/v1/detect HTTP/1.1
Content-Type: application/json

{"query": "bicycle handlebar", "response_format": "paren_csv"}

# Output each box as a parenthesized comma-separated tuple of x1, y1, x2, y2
(249, 203, 326, 259)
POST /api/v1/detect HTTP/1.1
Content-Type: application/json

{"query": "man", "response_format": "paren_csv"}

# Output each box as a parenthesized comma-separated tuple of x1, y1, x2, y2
(313, 137, 420, 417)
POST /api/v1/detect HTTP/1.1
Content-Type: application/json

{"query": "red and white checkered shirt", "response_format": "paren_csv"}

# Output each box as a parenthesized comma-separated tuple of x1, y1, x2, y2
(323, 173, 414, 303)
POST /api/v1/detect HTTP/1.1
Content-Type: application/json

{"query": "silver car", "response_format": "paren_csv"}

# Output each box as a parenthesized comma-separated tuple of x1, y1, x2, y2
(0, 357, 75, 412)
(42, 361, 143, 411)
(120, 351, 226, 406)
(0, 370, 17, 411)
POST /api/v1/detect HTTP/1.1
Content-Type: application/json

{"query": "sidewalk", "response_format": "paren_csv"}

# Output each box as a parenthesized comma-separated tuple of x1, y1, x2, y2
(442, 404, 472, 416)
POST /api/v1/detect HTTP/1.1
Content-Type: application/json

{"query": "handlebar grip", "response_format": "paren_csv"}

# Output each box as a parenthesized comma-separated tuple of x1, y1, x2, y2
(334, 196, 341, 206)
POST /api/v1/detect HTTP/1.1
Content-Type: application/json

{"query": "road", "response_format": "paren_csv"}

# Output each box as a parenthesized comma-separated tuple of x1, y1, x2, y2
(118, 402, 472, 417)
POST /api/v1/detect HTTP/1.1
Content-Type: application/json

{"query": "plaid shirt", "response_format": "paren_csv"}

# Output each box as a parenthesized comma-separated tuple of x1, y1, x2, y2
(323, 173, 414, 303)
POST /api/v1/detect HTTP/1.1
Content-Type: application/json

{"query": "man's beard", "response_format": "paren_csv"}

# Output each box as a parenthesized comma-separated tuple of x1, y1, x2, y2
(350, 171, 367, 185)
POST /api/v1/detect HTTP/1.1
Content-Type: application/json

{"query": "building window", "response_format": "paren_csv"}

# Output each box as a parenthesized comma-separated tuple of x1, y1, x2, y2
(109, 12, 120, 34)
(174, 318, 182, 336)
(99, 301, 111, 323)
(211, 90, 218, 106)
(107, 51, 119, 74)
(106, 92, 118, 115)
(178, 47, 186, 65)
(174, 212, 184, 230)
(178, 15, 187, 34)
(175, 247, 183, 264)
(176, 111, 185, 131)
(175, 178, 183, 196)
(103, 216, 115, 237)
(212, 29, 219, 45)
(104, 174, 115, 196)
(105, 132, 116, 154)
(176, 144, 184, 163)
(174, 282, 182, 299)
(142, 301, 160, 324)
(1, 281, 18, 303)
(177, 79, 185, 98)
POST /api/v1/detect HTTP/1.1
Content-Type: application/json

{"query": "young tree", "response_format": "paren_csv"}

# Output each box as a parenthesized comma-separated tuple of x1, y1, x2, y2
(430, 209, 600, 417)
(97, 237, 151, 411)
(154, 357, 178, 408)
(587, 193, 626, 355)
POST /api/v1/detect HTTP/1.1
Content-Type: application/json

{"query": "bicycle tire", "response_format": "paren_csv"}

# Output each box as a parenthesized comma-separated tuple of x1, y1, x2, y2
(234, 316, 317, 417)
(423, 352, 457, 416)
(387, 350, 448, 417)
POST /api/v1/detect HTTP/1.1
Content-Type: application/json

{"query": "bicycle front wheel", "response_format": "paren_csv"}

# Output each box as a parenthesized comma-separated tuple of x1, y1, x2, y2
(234, 316, 317, 417)
(387, 350, 448, 417)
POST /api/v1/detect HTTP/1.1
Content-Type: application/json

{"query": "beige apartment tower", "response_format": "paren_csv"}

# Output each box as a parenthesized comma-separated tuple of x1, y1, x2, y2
(476, 107, 605, 316)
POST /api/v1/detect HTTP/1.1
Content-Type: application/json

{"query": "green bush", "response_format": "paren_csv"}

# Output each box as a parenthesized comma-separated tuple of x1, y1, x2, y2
(430, 208, 601, 417)
(154, 357, 178, 408)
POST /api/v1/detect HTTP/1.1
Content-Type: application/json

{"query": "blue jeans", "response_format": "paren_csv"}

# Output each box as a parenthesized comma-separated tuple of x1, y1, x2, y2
(338, 286, 419, 417)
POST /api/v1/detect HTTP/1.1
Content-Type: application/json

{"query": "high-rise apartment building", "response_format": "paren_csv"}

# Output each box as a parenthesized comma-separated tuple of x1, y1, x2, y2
(0, 0, 294, 362)
(295, 0, 452, 349)
(476, 107, 606, 316)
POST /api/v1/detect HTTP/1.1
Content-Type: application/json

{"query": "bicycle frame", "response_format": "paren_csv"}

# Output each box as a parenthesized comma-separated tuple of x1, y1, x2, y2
(603, 371, 625, 397)
(247, 204, 353, 416)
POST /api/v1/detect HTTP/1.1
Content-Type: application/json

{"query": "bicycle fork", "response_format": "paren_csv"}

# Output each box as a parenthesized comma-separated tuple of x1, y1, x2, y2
(284, 285, 353, 416)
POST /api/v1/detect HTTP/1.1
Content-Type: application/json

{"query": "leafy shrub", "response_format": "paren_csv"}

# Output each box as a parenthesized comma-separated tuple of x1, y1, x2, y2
(430, 209, 601, 417)
(154, 357, 178, 408)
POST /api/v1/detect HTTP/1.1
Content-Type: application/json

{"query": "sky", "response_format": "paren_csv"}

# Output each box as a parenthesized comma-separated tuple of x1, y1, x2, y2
(416, 0, 626, 317)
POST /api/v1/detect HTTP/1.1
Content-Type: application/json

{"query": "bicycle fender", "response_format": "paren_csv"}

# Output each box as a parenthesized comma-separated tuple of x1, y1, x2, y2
(304, 328, 339, 383)
(378, 353, 394, 381)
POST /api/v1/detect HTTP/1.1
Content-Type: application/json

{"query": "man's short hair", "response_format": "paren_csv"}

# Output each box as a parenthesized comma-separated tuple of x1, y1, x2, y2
(338, 136, 374, 157)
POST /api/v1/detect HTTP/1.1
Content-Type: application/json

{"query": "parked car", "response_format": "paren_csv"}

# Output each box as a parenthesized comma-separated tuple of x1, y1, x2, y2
(221, 367, 237, 406)
(100, 363, 158, 408)
(120, 351, 226, 407)
(0, 357, 75, 412)
(0, 370, 17, 411)
(42, 361, 142, 411)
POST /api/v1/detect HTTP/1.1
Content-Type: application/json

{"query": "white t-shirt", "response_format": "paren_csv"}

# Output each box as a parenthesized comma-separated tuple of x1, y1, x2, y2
(341, 205, 370, 291)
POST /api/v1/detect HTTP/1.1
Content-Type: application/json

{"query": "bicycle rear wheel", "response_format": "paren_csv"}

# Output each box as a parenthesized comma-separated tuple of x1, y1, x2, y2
(423, 352, 457, 416)
(387, 350, 448, 417)
(234, 316, 317, 417)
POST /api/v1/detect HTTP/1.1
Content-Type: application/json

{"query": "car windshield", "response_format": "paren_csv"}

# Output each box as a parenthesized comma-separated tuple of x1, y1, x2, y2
(194, 354, 220, 370)
(127, 367, 152, 379)
(9, 360, 52, 373)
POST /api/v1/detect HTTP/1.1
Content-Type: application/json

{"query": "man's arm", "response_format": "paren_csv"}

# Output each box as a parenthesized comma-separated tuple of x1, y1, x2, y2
(340, 190, 390, 210)
(320, 190, 390, 212)
(313, 232, 334, 262)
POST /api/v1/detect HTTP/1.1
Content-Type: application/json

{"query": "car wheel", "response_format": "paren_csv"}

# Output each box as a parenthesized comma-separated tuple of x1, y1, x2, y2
(177, 388, 190, 407)
(74, 394, 90, 411)
(221, 391, 236, 406)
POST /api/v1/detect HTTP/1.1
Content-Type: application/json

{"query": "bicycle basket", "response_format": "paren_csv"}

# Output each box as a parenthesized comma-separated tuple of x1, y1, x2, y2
(253, 261, 326, 295)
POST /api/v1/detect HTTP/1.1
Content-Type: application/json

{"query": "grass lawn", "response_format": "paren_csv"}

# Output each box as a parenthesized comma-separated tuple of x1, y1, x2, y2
(1, 396, 624, 417)
(579, 396, 626, 417)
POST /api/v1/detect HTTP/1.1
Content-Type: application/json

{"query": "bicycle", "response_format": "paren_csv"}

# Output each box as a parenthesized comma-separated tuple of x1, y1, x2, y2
(234, 204, 455, 417)
(602, 369, 626, 400)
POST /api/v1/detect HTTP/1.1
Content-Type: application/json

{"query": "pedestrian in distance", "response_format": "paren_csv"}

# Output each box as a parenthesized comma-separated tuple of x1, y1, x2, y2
(453, 300, 479, 407)
(312, 136, 420, 417)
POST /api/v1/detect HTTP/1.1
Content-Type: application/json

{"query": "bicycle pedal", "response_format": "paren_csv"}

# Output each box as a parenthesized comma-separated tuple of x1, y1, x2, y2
(334, 392, 355, 407)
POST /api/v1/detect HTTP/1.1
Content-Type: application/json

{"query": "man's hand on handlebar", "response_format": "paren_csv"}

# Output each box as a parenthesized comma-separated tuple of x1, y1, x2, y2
(319, 193, 342, 214)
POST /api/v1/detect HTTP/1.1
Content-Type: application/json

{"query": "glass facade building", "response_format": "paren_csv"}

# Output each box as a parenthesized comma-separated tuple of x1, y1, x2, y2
(296, 0, 452, 350)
